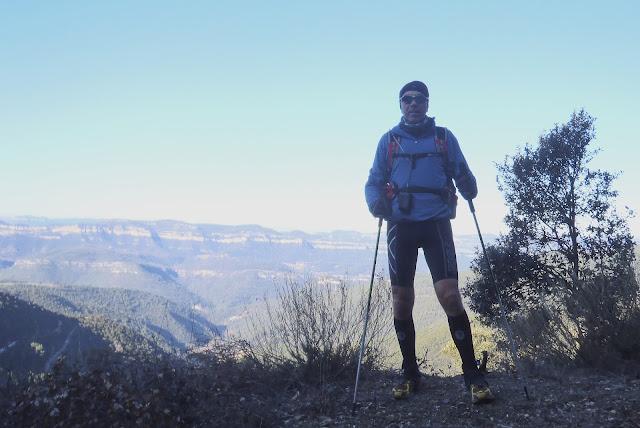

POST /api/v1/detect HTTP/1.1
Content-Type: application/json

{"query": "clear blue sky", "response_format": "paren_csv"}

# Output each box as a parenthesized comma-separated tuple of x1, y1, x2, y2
(1, 1, 638, 237)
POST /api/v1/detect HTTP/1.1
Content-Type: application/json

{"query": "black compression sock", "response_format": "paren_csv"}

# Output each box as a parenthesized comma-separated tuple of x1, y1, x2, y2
(447, 311, 478, 373)
(394, 318, 418, 375)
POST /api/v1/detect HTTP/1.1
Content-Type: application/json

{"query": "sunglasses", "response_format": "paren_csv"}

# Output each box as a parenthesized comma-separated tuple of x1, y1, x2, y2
(400, 94, 428, 105)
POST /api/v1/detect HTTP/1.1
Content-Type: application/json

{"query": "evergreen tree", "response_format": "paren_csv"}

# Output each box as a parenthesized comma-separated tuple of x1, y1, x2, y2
(466, 110, 636, 320)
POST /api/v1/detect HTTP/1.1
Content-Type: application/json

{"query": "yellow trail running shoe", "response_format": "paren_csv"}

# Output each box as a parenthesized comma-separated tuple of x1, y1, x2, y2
(464, 369, 495, 405)
(470, 382, 495, 405)
(392, 376, 420, 400)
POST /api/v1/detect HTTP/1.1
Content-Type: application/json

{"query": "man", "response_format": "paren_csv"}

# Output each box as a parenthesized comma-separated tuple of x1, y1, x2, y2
(364, 81, 494, 404)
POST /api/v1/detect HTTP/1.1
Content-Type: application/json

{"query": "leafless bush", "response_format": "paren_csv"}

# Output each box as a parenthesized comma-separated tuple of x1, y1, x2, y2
(245, 275, 393, 383)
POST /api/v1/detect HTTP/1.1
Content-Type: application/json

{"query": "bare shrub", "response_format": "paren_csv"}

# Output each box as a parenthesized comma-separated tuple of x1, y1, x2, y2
(189, 336, 257, 368)
(244, 275, 393, 383)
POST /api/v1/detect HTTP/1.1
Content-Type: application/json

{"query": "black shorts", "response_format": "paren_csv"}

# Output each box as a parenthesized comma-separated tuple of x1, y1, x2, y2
(387, 218, 458, 287)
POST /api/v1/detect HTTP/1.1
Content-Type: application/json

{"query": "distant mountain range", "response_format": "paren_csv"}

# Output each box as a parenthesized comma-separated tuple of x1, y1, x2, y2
(0, 216, 493, 324)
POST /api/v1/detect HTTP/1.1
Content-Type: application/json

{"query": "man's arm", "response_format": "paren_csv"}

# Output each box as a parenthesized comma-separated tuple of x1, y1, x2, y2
(447, 130, 478, 201)
(365, 134, 391, 217)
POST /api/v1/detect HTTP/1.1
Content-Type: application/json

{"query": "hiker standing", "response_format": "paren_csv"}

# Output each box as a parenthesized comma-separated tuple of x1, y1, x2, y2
(364, 81, 494, 404)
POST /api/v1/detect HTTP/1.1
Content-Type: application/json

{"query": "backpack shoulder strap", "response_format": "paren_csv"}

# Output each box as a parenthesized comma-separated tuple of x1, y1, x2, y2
(435, 126, 448, 157)
(386, 131, 401, 177)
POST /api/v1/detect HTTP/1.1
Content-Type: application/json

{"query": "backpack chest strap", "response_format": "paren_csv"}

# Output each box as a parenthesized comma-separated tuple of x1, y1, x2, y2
(392, 152, 441, 169)
(397, 185, 448, 197)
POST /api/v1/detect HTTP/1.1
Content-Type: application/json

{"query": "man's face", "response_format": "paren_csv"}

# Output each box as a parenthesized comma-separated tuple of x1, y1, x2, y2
(400, 90, 429, 124)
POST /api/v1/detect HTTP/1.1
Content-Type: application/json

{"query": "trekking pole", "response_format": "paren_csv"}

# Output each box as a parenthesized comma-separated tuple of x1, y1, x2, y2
(468, 200, 530, 400)
(352, 217, 384, 415)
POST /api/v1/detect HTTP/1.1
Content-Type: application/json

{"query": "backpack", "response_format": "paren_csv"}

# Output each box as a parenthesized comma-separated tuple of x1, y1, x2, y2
(385, 126, 458, 219)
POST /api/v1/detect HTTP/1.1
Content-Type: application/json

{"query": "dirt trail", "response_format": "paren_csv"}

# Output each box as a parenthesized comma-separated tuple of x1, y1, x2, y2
(0, 340, 17, 355)
(44, 326, 77, 371)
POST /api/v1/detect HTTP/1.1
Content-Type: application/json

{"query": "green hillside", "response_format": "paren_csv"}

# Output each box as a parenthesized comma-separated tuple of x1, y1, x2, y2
(0, 292, 164, 380)
(0, 282, 224, 350)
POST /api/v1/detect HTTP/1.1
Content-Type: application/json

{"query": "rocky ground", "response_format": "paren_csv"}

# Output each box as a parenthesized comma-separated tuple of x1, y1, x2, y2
(2, 360, 639, 427)
(279, 370, 640, 427)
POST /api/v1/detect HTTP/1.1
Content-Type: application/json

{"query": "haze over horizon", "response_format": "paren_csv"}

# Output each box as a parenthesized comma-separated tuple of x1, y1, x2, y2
(2, 1, 639, 237)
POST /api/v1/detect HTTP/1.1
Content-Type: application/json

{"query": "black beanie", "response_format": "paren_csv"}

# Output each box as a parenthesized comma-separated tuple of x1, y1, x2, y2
(399, 81, 429, 98)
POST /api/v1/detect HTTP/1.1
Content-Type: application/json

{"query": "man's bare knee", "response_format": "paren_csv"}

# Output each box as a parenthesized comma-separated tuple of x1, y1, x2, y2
(392, 286, 414, 320)
(434, 279, 464, 316)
